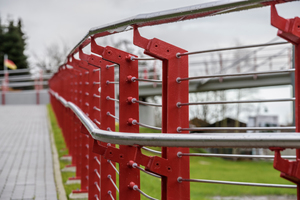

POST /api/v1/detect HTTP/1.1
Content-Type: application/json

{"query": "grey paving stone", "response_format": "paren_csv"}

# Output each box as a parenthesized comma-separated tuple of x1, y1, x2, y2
(0, 105, 57, 199)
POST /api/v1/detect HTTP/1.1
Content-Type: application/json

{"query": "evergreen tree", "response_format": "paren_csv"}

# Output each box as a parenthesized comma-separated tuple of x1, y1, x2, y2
(0, 18, 28, 72)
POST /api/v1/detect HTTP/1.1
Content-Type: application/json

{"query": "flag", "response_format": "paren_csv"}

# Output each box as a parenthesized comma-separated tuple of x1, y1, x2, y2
(4, 59, 17, 70)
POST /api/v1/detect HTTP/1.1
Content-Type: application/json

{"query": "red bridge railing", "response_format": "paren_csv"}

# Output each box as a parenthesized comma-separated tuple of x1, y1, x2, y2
(49, 1, 300, 199)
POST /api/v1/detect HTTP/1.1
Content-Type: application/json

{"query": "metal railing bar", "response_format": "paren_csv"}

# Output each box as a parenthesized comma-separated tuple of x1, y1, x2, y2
(178, 98, 295, 106)
(132, 77, 162, 83)
(93, 94, 100, 98)
(178, 178, 296, 188)
(95, 182, 101, 192)
(93, 106, 101, 112)
(0, 68, 31, 74)
(177, 69, 295, 82)
(176, 42, 289, 57)
(7, 81, 48, 87)
(108, 160, 119, 175)
(94, 156, 101, 165)
(94, 119, 101, 126)
(69, 0, 293, 57)
(106, 64, 119, 68)
(177, 152, 296, 159)
(106, 96, 119, 102)
(130, 56, 156, 61)
(95, 170, 101, 179)
(51, 91, 300, 148)
(93, 82, 100, 85)
(0, 74, 53, 81)
(106, 81, 119, 84)
(132, 162, 161, 178)
(108, 191, 115, 200)
(107, 112, 119, 121)
(131, 98, 162, 107)
(108, 175, 119, 193)
(179, 127, 296, 132)
(133, 185, 158, 200)
(142, 147, 162, 155)
(132, 119, 162, 131)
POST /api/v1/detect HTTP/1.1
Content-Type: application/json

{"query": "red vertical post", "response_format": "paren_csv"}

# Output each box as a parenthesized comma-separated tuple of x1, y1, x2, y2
(270, 4, 300, 199)
(133, 27, 190, 200)
(91, 38, 140, 200)
(87, 47, 117, 199)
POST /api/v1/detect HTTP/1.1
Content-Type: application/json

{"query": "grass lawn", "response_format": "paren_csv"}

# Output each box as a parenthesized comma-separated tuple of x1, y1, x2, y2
(47, 104, 296, 200)
(47, 105, 80, 199)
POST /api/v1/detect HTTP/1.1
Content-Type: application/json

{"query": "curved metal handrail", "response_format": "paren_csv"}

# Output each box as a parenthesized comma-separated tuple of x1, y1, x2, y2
(50, 90, 300, 148)
(68, 0, 297, 56)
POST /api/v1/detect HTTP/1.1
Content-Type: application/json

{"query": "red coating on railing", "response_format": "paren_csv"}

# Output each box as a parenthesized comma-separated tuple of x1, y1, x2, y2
(48, 3, 300, 200)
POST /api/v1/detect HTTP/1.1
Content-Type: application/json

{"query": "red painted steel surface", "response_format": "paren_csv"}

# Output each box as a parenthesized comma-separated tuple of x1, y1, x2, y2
(133, 27, 190, 200)
(270, 4, 300, 199)
(91, 38, 141, 200)
(48, 3, 300, 199)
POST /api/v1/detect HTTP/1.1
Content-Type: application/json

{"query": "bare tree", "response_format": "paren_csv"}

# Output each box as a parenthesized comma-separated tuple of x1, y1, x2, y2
(33, 42, 70, 73)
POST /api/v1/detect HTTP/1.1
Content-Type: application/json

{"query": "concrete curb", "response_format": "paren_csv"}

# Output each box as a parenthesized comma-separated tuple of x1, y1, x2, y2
(47, 107, 68, 200)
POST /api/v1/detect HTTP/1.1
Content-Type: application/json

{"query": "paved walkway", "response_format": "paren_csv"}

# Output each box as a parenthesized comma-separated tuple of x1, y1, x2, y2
(0, 105, 57, 200)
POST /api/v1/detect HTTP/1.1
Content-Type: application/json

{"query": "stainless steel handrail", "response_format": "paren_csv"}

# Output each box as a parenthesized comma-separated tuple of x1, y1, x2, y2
(68, 0, 296, 56)
(50, 90, 300, 148)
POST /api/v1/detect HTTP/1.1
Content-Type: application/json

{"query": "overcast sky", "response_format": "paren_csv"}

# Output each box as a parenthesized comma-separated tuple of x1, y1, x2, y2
(0, 0, 299, 124)
(0, 0, 299, 65)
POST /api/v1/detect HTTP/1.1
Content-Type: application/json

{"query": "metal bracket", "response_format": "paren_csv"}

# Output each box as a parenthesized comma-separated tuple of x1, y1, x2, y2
(271, 147, 300, 184)
(271, 4, 300, 45)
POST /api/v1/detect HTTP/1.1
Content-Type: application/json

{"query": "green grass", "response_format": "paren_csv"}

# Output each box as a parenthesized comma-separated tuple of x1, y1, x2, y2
(48, 104, 296, 200)
(47, 105, 80, 199)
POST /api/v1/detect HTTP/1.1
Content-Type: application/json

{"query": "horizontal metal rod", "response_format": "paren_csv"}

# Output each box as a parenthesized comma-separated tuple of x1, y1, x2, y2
(108, 160, 119, 175)
(179, 98, 295, 106)
(95, 182, 101, 192)
(178, 153, 296, 159)
(131, 98, 162, 107)
(106, 96, 119, 102)
(93, 106, 101, 112)
(107, 112, 119, 121)
(176, 42, 289, 57)
(51, 91, 300, 148)
(0, 74, 53, 82)
(108, 191, 115, 200)
(132, 163, 161, 178)
(94, 157, 101, 165)
(69, 0, 294, 57)
(177, 69, 295, 82)
(132, 120, 162, 131)
(142, 147, 162, 155)
(178, 178, 296, 188)
(106, 64, 119, 68)
(180, 127, 296, 132)
(0, 68, 31, 74)
(132, 77, 162, 83)
(108, 175, 119, 193)
(133, 185, 158, 200)
(94, 119, 101, 125)
(95, 170, 101, 179)
(106, 81, 119, 84)
(7, 81, 48, 87)
(130, 56, 156, 61)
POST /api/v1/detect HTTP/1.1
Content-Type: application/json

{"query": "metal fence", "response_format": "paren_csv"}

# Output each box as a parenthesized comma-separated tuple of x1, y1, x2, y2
(49, 0, 300, 199)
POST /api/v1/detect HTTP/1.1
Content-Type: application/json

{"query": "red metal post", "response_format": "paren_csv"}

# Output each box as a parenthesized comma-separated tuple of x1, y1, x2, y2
(87, 47, 117, 200)
(133, 27, 190, 200)
(67, 56, 90, 194)
(91, 38, 140, 200)
(270, 4, 300, 199)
